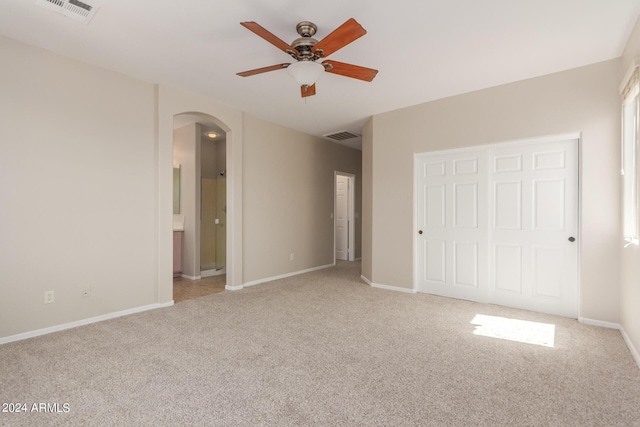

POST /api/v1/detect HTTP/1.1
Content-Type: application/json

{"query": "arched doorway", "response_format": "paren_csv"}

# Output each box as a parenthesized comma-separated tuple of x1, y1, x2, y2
(172, 112, 229, 302)
(155, 85, 244, 306)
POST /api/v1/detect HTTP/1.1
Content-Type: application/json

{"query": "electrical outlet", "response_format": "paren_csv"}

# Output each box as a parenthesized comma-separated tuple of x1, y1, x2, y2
(290, 253, 294, 261)
(44, 290, 54, 304)
(82, 287, 91, 297)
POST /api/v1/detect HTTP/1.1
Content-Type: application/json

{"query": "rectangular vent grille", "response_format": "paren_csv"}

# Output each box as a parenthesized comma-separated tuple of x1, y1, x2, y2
(68, 0, 92, 14)
(36, 0, 100, 23)
(323, 131, 360, 141)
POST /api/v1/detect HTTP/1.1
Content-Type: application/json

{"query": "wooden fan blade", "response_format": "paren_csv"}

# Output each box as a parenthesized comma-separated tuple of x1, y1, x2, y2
(322, 60, 378, 82)
(312, 18, 367, 58)
(301, 84, 316, 98)
(237, 63, 290, 77)
(240, 22, 296, 56)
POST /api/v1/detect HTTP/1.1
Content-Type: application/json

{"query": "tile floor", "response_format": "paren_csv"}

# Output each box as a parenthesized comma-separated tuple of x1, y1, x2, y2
(173, 274, 226, 303)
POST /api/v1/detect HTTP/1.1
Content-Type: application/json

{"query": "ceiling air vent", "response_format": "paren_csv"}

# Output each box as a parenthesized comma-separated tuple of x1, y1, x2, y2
(323, 131, 360, 141)
(35, 0, 102, 23)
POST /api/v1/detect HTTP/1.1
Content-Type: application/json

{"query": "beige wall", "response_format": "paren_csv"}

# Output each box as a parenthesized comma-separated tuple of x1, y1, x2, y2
(243, 115, 362, 283)
(201, 137, 226, 179)
(361, 118, 373, 280)
(620, 15, 640, 363)
(0, 35, 157, 338)
(201, 138, 217, 179)
(366, 59, 622, 323)
(217, 141, 226, 178)
(173, 122, 201, 278)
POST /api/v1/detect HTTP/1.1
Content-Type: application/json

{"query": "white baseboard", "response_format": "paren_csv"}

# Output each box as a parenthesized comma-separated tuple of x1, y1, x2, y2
(243, 264, 334, 288)
(0, 301, 174, 345)
(181, 274, 201, 280)
(360, 275, 373, 286)
(225, 284, 244, 291)
(578, 317, 622, 330)
(620, 327, 640, 369)
(578, 317, 640, 369)
(360, 275, 417, 294)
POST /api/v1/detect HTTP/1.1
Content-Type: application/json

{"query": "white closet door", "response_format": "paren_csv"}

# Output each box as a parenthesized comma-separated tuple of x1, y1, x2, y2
(335, 175, 349, 261)
(416, 151, 489, 302)
(488, 139, 578, 317)
(416, 138, 579, 318)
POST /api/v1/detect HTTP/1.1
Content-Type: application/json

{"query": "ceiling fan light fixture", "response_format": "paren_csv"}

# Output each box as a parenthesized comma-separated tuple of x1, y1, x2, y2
(237, 19, 377, 97)
(287, 61, 324, 87)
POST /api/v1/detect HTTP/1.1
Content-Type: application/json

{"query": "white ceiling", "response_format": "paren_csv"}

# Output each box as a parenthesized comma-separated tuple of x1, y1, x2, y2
(1, 0, 639, 150)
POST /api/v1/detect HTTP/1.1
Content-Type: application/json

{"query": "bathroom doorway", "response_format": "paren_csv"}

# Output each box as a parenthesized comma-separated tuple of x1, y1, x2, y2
(172, 113, 227, 303)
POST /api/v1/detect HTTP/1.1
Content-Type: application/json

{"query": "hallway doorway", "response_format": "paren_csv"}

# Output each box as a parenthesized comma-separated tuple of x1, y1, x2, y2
(335, 171, 355, 261)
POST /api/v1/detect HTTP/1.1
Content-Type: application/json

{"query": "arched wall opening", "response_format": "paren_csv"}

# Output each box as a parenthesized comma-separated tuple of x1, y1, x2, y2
(155, 85, 244, 304)
(172, 113, 228, 290)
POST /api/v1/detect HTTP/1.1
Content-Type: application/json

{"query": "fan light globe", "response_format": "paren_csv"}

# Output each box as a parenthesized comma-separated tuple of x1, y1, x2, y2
(287, 61, 324, 86)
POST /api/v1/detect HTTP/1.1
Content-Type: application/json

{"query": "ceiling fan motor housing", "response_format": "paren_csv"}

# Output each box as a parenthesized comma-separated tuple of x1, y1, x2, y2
(296, 21, 317, 37)
(292, 21, 319, 59)
(291, 37, 318, 59)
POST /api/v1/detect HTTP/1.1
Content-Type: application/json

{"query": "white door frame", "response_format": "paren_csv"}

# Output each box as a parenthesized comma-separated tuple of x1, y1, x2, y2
(413, 132, 581, 316)
(334, 171, 356, 263)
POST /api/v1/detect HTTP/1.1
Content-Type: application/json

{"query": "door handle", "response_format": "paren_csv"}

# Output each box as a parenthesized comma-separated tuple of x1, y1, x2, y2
(568, 236, 575, 242)
(418, 230, 423, 235)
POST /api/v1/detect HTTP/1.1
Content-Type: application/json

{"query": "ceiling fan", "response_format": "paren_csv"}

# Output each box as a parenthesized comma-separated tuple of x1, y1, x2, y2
(236, 18, 378, 98)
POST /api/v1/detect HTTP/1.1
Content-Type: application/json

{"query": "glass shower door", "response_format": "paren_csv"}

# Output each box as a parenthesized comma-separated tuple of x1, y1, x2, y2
(200, 178, 217, 271)
(215, 177, 226, 270)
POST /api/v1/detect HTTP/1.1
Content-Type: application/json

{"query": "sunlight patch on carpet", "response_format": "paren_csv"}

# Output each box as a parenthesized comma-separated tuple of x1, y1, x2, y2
(471, 314, 555, 347)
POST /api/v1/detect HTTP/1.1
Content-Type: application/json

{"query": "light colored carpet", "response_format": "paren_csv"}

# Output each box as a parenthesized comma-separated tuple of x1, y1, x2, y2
(1, 261, 639, 426)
